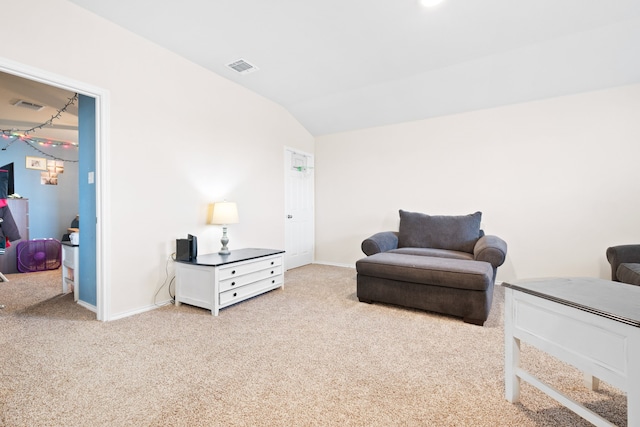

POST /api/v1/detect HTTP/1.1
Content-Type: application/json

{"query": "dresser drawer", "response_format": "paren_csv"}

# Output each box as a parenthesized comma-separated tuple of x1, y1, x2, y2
(62, 245, 76, 262)
(219, 265, 283, 292)
(62, 245, 78, 268)
(219, 275, 284, 306)
(218, 255, 282, 280)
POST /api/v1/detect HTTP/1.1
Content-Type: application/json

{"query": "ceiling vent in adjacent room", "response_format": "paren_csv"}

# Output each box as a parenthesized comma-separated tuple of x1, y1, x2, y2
(12, 99, 45, 111)
(226, 58, 259, 75)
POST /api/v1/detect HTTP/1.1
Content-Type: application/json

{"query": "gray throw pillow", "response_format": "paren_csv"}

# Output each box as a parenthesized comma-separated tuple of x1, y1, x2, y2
(397, 210, 482, 253)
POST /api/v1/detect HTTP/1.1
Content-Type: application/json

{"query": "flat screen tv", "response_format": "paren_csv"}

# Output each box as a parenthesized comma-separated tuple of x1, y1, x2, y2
(0, 162, 15, 196)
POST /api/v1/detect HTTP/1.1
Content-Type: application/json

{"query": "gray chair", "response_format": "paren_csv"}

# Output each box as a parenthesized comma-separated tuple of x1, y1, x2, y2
(606, 245, 640, 286)
(357, 210, 507, 325)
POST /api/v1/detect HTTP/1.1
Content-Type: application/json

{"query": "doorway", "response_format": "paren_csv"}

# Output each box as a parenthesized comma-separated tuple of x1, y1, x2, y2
(284, 148, 314, 270)
(0, 58, 109, 320)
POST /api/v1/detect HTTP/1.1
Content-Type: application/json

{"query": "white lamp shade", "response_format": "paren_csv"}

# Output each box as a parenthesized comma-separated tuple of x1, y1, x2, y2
(208, 201, 239, 225)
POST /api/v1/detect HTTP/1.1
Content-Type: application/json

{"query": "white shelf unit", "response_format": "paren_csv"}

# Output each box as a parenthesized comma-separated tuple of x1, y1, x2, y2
(61, 243, 79, 301)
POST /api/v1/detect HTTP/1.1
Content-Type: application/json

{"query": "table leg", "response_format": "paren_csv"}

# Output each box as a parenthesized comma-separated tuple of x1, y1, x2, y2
(629, 335, 640, 427)
(212, 279, 219, 316)
(583, 373, 600, 391)
(504, 287, 521, 402)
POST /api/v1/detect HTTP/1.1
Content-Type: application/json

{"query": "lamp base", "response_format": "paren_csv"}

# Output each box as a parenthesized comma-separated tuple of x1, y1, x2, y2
(219, 226, 231, 255)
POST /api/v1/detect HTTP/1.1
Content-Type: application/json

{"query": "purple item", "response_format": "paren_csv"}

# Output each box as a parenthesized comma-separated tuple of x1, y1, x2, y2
(16, 239, 62, 273)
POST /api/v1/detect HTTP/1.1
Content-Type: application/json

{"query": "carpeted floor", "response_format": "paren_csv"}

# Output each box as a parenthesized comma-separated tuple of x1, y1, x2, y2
(0, 265, 627, 426)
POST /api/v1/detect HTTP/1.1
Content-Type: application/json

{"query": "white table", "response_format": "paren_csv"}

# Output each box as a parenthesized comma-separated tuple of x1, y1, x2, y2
(504, 277, 640, 427)
(174, 248, 284, 316)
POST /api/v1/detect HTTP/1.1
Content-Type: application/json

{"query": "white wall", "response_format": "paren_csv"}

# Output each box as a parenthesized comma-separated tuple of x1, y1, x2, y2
(0, 0, 313, 319)
(315, 84, 640, 282)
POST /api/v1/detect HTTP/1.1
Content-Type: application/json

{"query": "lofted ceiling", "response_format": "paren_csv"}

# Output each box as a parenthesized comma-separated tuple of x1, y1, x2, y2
(66, 0, 640, 136)
(6, 1, 640, 139)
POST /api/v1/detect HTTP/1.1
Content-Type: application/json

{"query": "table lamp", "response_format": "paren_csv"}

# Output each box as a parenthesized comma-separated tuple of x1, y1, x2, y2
(208, 201, 239, 255)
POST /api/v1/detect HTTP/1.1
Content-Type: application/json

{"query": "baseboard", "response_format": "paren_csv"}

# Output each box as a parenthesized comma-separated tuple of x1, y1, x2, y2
(311, 261, 356, 269)
(108, 299, 172, 321)
(77, 300, 97, 313)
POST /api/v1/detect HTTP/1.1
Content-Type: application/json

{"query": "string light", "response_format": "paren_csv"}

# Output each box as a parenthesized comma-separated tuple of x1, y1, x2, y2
(1, 93, 79, 162)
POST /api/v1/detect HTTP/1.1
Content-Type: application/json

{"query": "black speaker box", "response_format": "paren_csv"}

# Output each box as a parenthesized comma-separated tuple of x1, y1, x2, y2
(176, 239, 191, 261)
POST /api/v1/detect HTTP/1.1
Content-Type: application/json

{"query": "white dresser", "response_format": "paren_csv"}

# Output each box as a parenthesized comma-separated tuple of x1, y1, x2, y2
(61, 241, 79, 301)
(174, 248, 284, 315)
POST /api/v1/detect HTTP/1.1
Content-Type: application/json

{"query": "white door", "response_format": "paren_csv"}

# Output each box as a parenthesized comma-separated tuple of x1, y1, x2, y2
(284, 149, 314, 270)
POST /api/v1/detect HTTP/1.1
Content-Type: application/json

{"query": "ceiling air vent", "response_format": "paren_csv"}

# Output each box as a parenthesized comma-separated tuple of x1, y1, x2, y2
(226, 58, 259, 75)
(12, 99, 45, 111)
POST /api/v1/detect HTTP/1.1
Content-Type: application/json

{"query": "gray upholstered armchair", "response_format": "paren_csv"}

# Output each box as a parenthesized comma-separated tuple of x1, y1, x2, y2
(356, 210, 508, 325)
(361, 212, 507, 282)
(606, 245, 640, 286)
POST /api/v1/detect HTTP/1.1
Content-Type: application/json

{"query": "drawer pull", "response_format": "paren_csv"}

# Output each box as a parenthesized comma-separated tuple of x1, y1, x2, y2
(231, 270, 236, 275)
(272, 280, 275, 284)
(233, 292, 237, 297)
(271, 270, 274, 274)
(271, 261, 274, 265)
(231, 282, 236, 286)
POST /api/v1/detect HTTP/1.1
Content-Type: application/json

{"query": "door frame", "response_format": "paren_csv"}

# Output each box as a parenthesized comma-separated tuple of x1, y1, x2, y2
(0, 57, 111, 321)
(284, 147, 315, 269)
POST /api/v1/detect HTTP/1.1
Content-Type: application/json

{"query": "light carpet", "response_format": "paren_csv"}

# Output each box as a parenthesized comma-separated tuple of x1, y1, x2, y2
(0, 265, 627, 426)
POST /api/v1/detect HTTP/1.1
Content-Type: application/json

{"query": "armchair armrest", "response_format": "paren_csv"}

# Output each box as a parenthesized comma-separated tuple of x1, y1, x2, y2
(606, 244, 640, 281)
(361, 231, 399, 255)
(473, 235, 507, 268)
